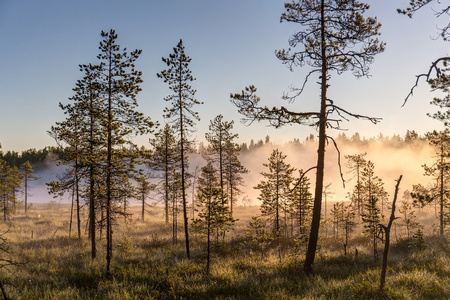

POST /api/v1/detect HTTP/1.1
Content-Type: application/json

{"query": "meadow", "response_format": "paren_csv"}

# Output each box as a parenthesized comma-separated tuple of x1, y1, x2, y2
(0, 204, 448, 300)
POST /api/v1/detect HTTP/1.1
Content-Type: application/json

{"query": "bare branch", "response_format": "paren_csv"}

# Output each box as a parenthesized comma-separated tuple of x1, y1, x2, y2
(402, 57, 450, 106)
(281, 70, 319, 103)
(290, 166, 317, 193)
(326, 136, 345, 188)
(328, 103, 382, 125)
(230, 85, 321, 128)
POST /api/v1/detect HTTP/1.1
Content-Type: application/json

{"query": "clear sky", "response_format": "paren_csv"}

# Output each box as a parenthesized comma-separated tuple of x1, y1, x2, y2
(0, 0, 448, 152)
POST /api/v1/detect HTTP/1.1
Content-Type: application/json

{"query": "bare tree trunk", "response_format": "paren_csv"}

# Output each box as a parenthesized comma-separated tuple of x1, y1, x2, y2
(379, 175, 402, 292)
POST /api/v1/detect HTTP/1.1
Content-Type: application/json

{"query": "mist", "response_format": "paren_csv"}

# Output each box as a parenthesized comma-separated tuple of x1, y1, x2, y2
(236, 136, 435, 207)
(26, 135, 436, 211)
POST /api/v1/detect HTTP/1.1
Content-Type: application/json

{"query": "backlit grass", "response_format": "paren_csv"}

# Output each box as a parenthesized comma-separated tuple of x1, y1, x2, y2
(0, 204, 448, 299)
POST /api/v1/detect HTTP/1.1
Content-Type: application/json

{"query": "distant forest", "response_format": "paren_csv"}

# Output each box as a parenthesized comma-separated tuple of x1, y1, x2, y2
(0, 129, 424, 169)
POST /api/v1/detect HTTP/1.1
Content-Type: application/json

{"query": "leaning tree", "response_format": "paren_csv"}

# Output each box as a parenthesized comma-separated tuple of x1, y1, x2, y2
(231, 0, 384, 273)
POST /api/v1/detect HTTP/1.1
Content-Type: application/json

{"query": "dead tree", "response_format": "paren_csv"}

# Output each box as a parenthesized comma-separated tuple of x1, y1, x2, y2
(379, 175, 403, 292)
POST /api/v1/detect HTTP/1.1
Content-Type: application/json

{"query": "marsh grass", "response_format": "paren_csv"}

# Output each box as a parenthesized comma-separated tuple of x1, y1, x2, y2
(0, 205, 448, 299)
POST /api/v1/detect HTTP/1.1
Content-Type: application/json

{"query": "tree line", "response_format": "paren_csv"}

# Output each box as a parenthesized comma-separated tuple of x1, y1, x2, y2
(0, 146, 39, 220)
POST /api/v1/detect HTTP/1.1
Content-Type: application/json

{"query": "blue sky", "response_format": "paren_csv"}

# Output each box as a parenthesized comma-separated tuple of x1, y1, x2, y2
(0, 0, 448, 152)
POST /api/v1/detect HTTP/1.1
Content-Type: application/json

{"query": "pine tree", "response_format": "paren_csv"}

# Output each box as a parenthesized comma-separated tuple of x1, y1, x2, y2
(289, 170, 313, 236)
(76, 63, 102, 258)
(149, 124, 180, 225)
(169, 170, 183, 244)
(223, 141, 248, 214)
(135, 171, 154, 221)
(205, 115, 237, 192)
(346, 153, 368, 215)
(192, 162, 235, 273)
(398, 194, 420, 239)
(231, 0, 384, 273)
(330, 202, 344, 239)
(205, 115, 248, 213)
(8, 166, 22, 216)
(340, 204, 356, 255)
(0, 160, 14, 222)
(411, 130, 450, 235)
(48, 103, 83, 239)
(158, 39, 202, 259)
(256, 149, 294, 238)
(244, 216, 273, 258)
(95, 29, 154, 272)
(49, 62, 102, 256)
(360, 161, 387, 262)
(21, 161, 38, 215)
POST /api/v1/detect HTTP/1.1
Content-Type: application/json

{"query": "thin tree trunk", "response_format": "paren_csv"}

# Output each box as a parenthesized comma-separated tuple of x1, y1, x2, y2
(89, 92, 96, 259)
(124, 196, 127, 224)
(89, 164, 96, 258)
(75, 154, 81, 240)
(440, 147, 444, 236)
(179, 59, 190, 259)
(207, 198, 211, 275)
(24, 174, 28, 215)
(69, 186, 74, 237)
(106, 52, 113, 273)
(142, 192, 145, 221)
(191, 167, 198, 220)
(165, 143, 169, 225)
(380, 175, 402, 292)
(3, 190, 7, 222)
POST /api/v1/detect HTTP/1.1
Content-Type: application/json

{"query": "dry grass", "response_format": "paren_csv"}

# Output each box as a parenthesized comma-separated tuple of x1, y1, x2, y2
(0, 204, 447, 299)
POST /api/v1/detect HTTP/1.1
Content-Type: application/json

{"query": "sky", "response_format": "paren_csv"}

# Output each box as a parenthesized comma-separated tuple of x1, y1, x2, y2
(0, 0, 449, 152)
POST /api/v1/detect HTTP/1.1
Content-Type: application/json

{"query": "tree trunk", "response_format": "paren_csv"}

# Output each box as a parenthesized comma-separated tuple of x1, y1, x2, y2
(89, 167, 96, 258)
(304, 0, 327, 275)
(106, 53, 113, 273)
(142, 193, 145, 221)
(89, 94, 96, 259)
(75, 155, 81, 240)
(69, 187, 74, 237)
(380, 175, 402, 292)
(207, 198, 211, 275)
(440, 148, 444, 236)
(165, 142, 169, 225)
(24, 174, 28, 215)
(179, 60, 190, 259)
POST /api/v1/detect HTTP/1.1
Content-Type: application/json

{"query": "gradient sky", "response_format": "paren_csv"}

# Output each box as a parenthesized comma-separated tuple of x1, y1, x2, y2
(0, 0, 448, 152)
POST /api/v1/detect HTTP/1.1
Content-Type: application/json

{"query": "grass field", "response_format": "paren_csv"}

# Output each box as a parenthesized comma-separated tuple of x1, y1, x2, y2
(0, 204, 448, 299)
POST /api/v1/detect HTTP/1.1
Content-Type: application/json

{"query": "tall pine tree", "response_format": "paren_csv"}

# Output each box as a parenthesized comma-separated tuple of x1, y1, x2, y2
(231, 0, 384, 273)
(158, 39, 202, 259)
